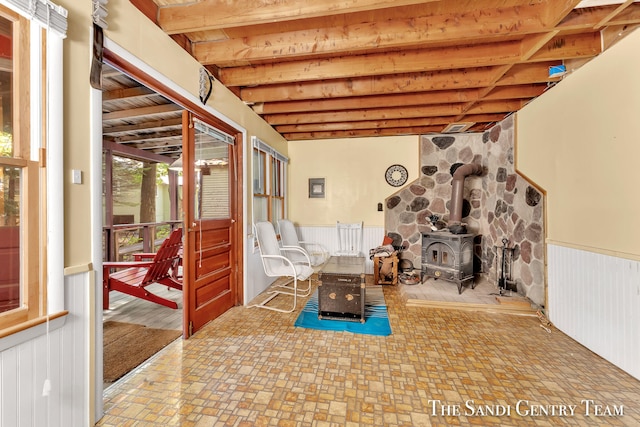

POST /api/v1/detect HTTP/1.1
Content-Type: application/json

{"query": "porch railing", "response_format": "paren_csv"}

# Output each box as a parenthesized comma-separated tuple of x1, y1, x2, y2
(103, 220, 183, 262)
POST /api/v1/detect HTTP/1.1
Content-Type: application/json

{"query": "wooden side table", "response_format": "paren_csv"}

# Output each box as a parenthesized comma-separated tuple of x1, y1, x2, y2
(373, 253, 398, 285)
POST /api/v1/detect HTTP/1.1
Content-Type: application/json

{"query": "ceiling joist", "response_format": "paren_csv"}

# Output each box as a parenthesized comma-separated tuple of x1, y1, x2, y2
(158, 0, 440, 34)
(122, 0, 640, 140)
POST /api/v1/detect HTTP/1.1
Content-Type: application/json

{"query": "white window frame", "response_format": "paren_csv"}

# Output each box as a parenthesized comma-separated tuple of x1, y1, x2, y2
(0, 0, 66, 334)
(251, 136, 288, 230)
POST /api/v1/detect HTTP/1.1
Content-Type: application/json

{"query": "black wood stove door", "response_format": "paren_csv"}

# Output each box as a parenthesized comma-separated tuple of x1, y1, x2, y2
(426, 242, 456, 268)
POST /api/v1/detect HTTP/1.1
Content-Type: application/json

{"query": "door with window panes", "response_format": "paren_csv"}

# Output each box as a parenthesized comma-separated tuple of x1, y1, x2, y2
(183, 112, 237, 336)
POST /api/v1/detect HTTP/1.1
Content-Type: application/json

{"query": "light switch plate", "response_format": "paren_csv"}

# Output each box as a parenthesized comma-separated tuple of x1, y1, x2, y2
(72, 169, 82, 184)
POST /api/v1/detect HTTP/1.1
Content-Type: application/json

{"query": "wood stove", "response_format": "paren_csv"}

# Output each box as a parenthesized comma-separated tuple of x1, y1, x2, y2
(422, 231, 475, 294)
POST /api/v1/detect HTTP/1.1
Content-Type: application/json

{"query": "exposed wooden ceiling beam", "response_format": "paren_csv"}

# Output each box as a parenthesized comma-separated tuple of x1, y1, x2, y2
(275, 116, 457, 133)
(483, 84, 547, 100)
(275, 113, 507, 134)
(495, 62, 564, 86)
(557, 5, 617, 30)
(107, 129, 183, 144)
(103, 140, 175, 164)
(258, 84, 542, 118)
(119, 139, 182, 152)
(193, 2, 561, 66)
(282, 126, 446, 140)
(220, 41, 524, 86)
(158, 0, 439, 34)
(122, 1, 640, 142)
(102, 104, 182, 121)
(607, 3, 640, 25)
(601, 23, 640, 49)
(540, 0, 583, 27)
(219, 32, 600, 87)
(241, 67, 503, 103)
(255, 89, 482, 115)
(103, 86, 156, 101)
(520, 32, 560, 60)
(265, 104, 468, 125)
(594, 0, 636, 29)
(465, 100, 528, 115)
(103, 118, 183, 136)
(527, 31, 601, 62)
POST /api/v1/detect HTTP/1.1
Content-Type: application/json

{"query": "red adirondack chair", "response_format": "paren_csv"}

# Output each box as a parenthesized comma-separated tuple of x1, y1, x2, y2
(103, 227, 183, 309)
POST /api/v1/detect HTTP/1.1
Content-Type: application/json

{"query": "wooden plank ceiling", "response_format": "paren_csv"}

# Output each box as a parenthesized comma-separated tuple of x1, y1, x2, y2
(122, 0, 640, 142)
(102, 64, 184, 162)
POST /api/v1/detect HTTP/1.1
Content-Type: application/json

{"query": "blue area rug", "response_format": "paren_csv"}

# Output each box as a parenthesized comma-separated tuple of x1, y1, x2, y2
(294, 287, 392, 336)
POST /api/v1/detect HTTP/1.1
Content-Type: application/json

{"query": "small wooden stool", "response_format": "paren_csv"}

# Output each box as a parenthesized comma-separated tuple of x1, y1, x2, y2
(373, 253, 398, 285)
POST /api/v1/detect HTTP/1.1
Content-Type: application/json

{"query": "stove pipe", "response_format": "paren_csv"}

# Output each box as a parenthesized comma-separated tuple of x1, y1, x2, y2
(448, 163, 482, 233)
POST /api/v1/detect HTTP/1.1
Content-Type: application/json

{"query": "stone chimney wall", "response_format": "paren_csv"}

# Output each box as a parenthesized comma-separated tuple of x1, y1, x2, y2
(384, 116, 546, 306)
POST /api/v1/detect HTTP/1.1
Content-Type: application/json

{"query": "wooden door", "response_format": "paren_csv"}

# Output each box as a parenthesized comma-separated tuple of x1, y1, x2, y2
(182, 111, 237, 336)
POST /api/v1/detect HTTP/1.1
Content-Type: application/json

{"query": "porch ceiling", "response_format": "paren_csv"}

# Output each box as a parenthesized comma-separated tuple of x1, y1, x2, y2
(102, 65, 184, 162)
(111, 0, 640, 144)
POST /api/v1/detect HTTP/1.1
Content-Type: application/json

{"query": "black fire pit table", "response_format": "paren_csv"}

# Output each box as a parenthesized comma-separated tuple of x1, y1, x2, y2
(317, 256, 366, 323)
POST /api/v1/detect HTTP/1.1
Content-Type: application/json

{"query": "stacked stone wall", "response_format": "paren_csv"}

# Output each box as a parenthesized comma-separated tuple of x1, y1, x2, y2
(384, 116, 546, 305)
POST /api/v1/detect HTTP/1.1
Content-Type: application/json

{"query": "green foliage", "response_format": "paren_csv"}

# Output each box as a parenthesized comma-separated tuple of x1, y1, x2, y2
(117, 230, 142, 247)
(0, 132, 12, 157)
(104, 153, 171, 225)
(108, 156, 142, 206)
(156, 163, 169, 184)
(155, 224, 171, 240)
(106, 157, 170, 205)
(1, 132, 19, 226)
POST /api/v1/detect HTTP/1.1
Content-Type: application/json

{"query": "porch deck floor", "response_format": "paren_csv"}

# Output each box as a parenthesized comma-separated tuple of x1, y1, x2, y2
(103, 283, 183, 330)
(97, 277, 640, 426)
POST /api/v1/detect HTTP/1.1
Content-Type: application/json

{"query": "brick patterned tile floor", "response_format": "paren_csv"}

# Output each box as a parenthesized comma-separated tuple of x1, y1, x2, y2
(98, 277, 640, 426)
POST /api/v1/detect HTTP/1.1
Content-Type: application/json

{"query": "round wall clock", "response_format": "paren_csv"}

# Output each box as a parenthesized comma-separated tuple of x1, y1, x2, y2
(385, 164, 408, 187)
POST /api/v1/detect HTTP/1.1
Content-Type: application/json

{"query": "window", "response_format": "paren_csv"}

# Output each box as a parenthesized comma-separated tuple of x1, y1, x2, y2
(0, 7, 42, 327)
(270, 155, 284, 224)
(252, 137, 288, 228)
(193, 119, 234, 220)
(0, 1, 67, 332)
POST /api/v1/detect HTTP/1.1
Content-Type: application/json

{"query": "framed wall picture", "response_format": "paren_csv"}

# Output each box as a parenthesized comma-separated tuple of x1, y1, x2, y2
(309, 178, 325, 198)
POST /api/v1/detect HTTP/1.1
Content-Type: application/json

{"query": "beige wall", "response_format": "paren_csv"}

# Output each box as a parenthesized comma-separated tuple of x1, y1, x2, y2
(58, 0, 287, 266)
(517, 28, 640, 259)
(287, 136, 419, 227)
(59, 0, 92, 266)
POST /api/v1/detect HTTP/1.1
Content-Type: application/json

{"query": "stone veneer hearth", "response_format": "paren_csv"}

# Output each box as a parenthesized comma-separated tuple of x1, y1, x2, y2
(385, 116, 545, 306)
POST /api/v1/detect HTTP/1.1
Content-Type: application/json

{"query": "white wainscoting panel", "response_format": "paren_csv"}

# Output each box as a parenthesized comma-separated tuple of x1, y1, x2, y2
(245, 235, 273, 305)
(547, 244, 640, 380)
(298, 225, 385, 275)
(245, 226, 384, 306)
(0, 271, 92, 427)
